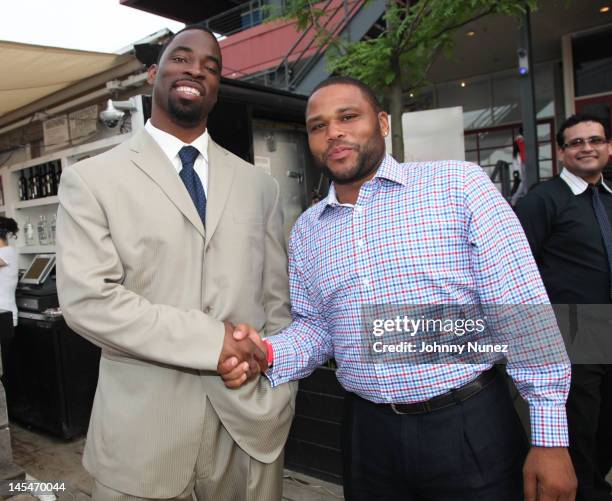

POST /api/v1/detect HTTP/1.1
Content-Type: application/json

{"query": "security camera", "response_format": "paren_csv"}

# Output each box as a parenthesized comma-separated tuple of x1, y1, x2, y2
(99, 99, 137, 128)
(100, 100, 124, 128)
(517, 48, 529, 76)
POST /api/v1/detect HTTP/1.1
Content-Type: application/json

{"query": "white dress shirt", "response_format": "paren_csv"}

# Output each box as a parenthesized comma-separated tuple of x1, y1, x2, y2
(0, 245, 18, 326)
(560, 167, 612, 195)
(326, 183, 355, 208)
(144, 120, 209, 196)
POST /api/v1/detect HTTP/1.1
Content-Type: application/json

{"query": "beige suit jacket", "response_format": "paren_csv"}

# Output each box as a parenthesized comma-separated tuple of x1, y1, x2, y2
(56, 129, 296, 498)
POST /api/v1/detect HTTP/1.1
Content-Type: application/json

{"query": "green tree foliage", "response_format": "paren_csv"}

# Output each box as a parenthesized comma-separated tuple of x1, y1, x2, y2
(282, 0, 537, 161)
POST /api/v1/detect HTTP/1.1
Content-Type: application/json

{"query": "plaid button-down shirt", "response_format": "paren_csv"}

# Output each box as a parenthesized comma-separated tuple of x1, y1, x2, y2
(267, 154, 570, 447)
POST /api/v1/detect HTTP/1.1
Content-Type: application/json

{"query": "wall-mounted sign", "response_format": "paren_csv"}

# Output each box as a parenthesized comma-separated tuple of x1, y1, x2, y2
(43, 116, 70, 147)
(69, 105, 98, 140)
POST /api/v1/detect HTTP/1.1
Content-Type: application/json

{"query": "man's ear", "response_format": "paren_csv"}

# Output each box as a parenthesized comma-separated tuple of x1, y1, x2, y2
(378, 111, 389, 137)
(147, 64, 158, 85)
(557, 146, 565, 167)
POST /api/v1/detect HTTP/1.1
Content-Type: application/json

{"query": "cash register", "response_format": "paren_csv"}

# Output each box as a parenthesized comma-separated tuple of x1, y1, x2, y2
(15, 254, 59, 318)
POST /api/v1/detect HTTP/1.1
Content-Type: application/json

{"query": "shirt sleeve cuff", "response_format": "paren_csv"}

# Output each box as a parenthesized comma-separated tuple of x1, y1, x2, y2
(263, 335, 296, 387)
(529, 405, 569, 447)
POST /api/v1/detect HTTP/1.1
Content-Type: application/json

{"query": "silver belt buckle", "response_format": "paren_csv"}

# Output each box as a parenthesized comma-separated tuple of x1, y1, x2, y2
(390, 403, 404, 415)
(391, 401, 431, 414)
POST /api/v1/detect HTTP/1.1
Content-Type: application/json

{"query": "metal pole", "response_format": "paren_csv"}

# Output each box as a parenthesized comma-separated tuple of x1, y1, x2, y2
(518, 9, 539, 188)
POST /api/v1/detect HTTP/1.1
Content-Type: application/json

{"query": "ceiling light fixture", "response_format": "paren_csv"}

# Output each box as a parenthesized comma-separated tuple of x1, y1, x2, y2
(467, 31, 476, 37)
(461, 82, 467, 88)
(600, 6, 610, 13)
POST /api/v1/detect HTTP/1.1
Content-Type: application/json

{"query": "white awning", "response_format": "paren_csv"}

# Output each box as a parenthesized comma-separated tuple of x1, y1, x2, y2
(0, 41, 127, 118)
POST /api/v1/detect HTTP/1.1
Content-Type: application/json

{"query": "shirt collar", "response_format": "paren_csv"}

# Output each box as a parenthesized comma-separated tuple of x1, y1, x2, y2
(145, 119, 209, 165)
(326, 184, 354, 207)
(322, 154, 406, 211)
(560, 167, 612, 195)
(375, 154, 408, 186)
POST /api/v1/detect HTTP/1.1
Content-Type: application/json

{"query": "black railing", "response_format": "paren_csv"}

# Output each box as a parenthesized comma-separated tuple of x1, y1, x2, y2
(236, 0, 360, 90)
(490, 160, 512, 200)
(202, 0, 280, 36)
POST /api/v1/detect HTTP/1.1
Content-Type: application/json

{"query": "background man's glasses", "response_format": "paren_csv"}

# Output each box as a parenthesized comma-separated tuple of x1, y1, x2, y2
(562, 136, 609, 150)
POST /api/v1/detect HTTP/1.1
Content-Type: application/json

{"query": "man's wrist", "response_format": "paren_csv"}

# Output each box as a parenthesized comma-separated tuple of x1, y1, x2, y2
(263, 338, 274, 366)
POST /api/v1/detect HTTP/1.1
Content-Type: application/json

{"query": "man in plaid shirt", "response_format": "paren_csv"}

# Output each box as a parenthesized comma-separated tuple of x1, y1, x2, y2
(219, 76, 576, 500)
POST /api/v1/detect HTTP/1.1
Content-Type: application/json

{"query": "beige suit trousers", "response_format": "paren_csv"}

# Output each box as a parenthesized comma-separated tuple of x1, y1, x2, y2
(91, 397, 284, 501)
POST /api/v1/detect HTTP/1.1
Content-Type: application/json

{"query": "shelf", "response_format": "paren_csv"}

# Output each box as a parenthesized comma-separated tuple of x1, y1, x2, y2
(18, 245, 55, 254)
(14, 196, 59, 210)
(9, 133, 130, 173)
(9, 157, 60, 174)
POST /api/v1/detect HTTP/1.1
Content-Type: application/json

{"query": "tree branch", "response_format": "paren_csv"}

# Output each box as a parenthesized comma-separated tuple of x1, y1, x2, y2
(401, 6, 496, 53)
(397, 0, 432, 52)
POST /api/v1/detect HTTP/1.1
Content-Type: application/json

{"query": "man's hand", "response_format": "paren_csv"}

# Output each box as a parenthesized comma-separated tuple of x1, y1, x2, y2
(217, 322, 267, 389)
(523, 446, 577, 501)
(217, 324, 268, 388)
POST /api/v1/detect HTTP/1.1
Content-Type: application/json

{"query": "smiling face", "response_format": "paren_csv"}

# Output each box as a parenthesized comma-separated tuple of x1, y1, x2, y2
(558, 121, 612, 179)
(147, 29, 221, 135)
(306, 83, 389, 185)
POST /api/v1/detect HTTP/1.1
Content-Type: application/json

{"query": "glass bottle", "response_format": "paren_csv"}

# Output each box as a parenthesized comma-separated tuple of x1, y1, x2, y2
(24, 217, 35, 245)
(50, 161, 59, 195)
(36, 166, 44, 198)
(40, 165, 47, 198)
(37, 215, 49, 245)
(29, 168, 38, 199)
(18, 170, 27, 201)
(45, 164, 53, 197)
(49, 214, 57, 245)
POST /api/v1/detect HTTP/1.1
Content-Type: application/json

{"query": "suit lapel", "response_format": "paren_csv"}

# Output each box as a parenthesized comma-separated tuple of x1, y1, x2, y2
(205, 139, 236, 249)
(128, 129, 205, 238)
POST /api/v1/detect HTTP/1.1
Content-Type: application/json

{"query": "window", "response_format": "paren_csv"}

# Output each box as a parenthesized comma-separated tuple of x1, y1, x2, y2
(464, 119, 557, 183)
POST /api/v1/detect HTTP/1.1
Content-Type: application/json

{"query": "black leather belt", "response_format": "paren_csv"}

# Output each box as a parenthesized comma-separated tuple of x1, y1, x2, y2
(383, 367, 498, 415)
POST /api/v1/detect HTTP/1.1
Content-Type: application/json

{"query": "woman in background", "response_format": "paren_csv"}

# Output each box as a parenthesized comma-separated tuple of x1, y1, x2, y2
(0, 217, 19, 326)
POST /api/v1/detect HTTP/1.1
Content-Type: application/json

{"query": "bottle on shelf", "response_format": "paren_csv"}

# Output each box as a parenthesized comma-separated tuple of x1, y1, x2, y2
(24, 217, 35, 245)
(29, 168, 38, 199)
(26, 169, 32, 200)
(36, 166, 45, 198)
(49, 214, 57, 244)
(18, 170, 27, 201)
(55, 162, 63, 189)
(37, 215, 49, 245)
(45, 164, 54, 197)
(48, 162, 56, 196)
(40, 165, 48, 198)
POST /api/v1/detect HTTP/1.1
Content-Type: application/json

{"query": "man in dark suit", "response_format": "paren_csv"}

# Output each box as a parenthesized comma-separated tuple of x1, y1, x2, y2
(516, 113, 612, 500)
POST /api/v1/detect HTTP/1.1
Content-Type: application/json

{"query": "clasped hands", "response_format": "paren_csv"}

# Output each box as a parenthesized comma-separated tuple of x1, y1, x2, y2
(216, 321, 268, 388)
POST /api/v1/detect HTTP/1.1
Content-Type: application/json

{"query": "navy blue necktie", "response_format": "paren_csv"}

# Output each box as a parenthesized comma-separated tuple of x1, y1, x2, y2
(178, 146, 206, 225)
(590, 183, 612, 300)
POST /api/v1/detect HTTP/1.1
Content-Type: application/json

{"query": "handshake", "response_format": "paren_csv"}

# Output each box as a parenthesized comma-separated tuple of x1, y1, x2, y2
(216, 321, 268, 389)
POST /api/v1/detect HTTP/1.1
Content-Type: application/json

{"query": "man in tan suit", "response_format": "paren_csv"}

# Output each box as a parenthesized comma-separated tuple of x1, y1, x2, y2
(56, 25, 296, 501)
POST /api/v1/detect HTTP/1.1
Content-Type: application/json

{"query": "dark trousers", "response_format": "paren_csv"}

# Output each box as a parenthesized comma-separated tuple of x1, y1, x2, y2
(342, 374, 528, 500)
(568, 364, 612, 500)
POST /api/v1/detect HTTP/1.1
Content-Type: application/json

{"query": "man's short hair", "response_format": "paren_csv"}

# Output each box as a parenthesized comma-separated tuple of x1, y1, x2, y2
(310, 76, 383, 113)
(556, 113, 609, 148)
(156, 24, 221, 68)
